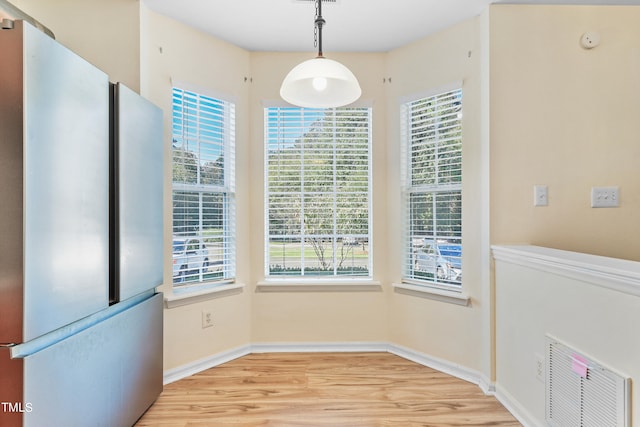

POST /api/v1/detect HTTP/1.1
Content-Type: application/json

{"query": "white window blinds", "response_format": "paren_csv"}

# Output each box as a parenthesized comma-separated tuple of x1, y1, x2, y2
(265, 107, 372, 278)
(402, 88, 462, 287)
(172, 88, 236, 286)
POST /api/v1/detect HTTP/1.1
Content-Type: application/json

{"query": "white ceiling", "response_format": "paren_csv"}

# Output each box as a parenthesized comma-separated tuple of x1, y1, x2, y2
(143, 0, 640, 53)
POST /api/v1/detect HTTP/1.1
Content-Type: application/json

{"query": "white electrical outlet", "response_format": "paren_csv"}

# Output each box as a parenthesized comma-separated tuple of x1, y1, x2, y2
(534, 185, 548, 207)
(591, 186, 619, 208)
(202, 310, 214, 329)
(535, 354, 544, 383)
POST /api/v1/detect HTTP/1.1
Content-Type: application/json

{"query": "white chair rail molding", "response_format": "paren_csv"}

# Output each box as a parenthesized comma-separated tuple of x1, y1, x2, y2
(491, 245, 640, 427)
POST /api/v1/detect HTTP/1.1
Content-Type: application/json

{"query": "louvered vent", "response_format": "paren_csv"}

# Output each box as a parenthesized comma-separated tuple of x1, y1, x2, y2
(546, 336, 630, 427)
(293, 0, 339, 4)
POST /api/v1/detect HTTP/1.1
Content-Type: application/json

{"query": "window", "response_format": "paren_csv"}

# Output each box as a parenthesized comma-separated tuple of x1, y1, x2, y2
(172, 88, 235, 287)
(402, 88, 462, 288)
(265, 107, 372, 278)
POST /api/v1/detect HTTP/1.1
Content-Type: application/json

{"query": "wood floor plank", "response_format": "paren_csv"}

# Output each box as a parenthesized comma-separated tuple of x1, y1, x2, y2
(135, 352, 521, 427)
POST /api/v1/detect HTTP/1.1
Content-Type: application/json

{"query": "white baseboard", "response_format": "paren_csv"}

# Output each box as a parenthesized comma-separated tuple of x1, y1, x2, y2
(388, 344, 490, 391)
(250, 341, 492, 397)
(493, 383, 542, 427)
(164, 342, 492, 392)
(163, 342, 538, 425)
(163, 342, 491, 389)
(251, 341, 390, 354)
(477, 374, 496, 395)
(163, 344, 251, 385)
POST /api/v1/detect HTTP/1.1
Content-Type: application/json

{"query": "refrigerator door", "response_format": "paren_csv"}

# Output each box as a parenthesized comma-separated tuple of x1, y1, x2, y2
(22, 292, 163, 427)
(23, 20, 110, 341)
(111, 83, 164, 303)
(0, 20, 110, 343)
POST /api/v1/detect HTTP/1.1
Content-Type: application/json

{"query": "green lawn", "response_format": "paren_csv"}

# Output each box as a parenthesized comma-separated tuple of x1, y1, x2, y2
(268, 241, 369, 259)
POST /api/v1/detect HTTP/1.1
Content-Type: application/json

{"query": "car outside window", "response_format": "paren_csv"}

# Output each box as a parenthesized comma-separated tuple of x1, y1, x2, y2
(401, 88, 463, 288)
(172, 87, 236, 288)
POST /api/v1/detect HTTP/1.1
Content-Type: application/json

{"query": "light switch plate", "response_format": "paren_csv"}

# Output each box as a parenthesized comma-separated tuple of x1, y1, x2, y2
(591, 186, 619, 208)
(534, 185, 548, 207)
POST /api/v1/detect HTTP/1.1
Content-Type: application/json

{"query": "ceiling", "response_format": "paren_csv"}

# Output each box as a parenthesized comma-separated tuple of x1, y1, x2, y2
(143, 0, 640, 53)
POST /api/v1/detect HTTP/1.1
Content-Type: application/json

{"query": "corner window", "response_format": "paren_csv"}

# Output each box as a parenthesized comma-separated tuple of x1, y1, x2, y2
(265, 107, 372, 278)
(401, 88, 462, 288)
(172, 88, 236, 288)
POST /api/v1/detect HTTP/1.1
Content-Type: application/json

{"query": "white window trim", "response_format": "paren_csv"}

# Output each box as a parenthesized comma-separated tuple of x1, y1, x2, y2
(256, 279, 382, 293)
(171, 78, 238, 105)
(171, 87, 237, 292)
(392, 282, 470, 306)
(164, 282, 245, 309)
(397, 81, 462, 106)
(263, 106, 373, 281)
(400, 86, 463, 291)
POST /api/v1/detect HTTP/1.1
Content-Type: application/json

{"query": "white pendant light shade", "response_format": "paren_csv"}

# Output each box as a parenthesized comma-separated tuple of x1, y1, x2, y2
(280, 57, 361, 108)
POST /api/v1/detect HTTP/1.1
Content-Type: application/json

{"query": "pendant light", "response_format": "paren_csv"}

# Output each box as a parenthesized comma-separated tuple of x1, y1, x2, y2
(280, 0, 361, 108)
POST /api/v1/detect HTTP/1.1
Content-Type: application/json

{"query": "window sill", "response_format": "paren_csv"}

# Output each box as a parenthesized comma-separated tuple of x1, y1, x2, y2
(164, 282, 245, 308)
(256, 279, 382, 293)
(392, 282, 470, 306)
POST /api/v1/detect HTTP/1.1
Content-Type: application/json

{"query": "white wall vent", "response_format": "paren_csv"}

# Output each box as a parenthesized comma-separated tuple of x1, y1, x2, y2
(293, 0, 340, 4)
(546, 336, 630, 427)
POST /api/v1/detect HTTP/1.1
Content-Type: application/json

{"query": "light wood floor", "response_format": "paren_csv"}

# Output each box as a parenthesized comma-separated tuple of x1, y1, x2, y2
(135, 352, 521, 427)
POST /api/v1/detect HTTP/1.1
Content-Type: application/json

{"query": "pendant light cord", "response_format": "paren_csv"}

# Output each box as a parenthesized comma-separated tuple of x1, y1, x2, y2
(313, 0, 325, 58)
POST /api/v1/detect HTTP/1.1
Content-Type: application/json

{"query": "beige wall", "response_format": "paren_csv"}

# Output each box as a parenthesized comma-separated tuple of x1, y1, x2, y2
(490, 5, 640, 261)
(490, 6, 640, 424)
(139, 8, 253, 370)
(12, 0, 140, 91)
(249, 52, 390, 344)
(386, 17, 491, 380)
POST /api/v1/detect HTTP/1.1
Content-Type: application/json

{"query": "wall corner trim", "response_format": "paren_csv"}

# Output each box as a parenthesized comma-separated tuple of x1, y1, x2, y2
(163, 344, 252, 385)
(493, 383, 542, 427)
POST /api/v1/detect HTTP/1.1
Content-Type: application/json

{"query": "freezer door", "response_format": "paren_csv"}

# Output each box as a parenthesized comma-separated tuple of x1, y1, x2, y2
(23, 293, 163, 427)
(21, 20, 110, 341)
(111, 83, 164, 302)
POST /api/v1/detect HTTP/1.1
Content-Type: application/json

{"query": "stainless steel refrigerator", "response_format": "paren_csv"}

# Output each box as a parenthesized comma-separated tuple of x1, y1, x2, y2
(0, 20, 163, 427)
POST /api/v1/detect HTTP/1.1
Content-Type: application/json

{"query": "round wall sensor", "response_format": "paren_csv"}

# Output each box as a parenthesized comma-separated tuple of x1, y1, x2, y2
(580, 32, 601, 49)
